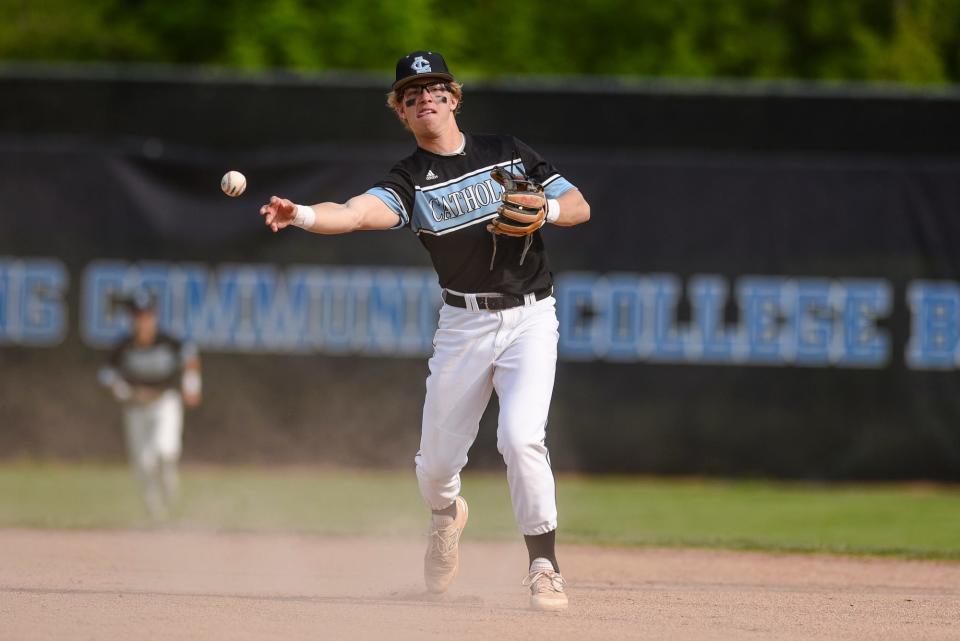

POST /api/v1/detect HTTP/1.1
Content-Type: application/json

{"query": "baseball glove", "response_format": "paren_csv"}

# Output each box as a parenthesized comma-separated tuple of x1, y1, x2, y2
(487, 167, 547, 237)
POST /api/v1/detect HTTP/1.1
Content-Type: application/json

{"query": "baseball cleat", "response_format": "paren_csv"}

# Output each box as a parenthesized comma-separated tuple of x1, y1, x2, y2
(523, 559, 568, 611)
(424, 495, 469, 593)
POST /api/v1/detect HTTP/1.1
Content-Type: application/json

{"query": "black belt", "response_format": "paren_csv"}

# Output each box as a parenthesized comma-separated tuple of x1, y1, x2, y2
(441, 286, 553, 311)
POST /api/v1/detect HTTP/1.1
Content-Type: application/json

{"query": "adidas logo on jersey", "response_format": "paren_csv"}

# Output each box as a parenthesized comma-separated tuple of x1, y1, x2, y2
(426, 169, 438, 181)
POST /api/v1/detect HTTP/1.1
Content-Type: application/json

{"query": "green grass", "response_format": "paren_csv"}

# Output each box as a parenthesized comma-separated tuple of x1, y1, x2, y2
(1, 462, 958, 560)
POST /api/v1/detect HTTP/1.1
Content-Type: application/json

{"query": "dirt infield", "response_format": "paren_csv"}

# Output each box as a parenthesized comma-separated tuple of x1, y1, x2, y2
(1, 529, 957, 641)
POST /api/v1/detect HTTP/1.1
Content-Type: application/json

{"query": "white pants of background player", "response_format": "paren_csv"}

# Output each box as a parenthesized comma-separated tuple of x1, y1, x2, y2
(123, 389, 183, 517)
(415, 295, 559, 536)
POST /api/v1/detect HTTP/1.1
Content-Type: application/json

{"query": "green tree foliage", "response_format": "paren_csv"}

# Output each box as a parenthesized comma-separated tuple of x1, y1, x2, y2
(0, 0, 957, 84)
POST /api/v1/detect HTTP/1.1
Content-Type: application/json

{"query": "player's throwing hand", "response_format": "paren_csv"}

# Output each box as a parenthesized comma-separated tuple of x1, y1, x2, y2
(259, 196, 298, 233)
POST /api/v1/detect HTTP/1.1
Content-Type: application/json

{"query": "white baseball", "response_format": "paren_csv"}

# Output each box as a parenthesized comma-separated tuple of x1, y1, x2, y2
(221, 170, 247, 197)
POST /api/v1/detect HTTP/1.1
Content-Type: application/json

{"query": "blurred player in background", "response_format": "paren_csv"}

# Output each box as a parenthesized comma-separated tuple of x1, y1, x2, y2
(259, 51, 590, 610)
(98, 290, 202, 520)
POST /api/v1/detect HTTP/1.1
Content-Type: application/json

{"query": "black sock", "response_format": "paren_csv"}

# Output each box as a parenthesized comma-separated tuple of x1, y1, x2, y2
(524, 529, 559, 572)
(431, 501, 457, 518)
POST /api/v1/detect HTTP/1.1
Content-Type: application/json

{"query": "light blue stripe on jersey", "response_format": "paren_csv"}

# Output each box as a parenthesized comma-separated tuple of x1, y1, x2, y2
(368, 167, 576, 235)
(365, 186, 409, 228)
(411, 170, 506, 235)
(542, 174, 576, 199)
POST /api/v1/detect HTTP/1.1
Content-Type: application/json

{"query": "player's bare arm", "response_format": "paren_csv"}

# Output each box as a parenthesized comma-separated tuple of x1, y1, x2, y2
(181, 356, 202, 408)
(259, 194, 400, 234)
(552, 189, 591, 227)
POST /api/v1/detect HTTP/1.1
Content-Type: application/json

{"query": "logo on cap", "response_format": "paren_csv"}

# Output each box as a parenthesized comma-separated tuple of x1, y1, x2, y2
(411, 56, 432, 74)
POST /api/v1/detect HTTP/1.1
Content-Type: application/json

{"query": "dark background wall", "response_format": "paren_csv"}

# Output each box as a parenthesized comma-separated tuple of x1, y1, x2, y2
(2, 69, 959, 479)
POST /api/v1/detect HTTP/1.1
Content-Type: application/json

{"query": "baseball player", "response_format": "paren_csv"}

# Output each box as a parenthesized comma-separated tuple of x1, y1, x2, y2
(259, 51, 590, 611)
(98, 290, 202, 520)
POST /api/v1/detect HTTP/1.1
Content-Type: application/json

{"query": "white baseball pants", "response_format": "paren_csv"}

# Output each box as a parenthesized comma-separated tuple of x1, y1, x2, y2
(415, 295, 560, 536)
(123, 390, 183, 482)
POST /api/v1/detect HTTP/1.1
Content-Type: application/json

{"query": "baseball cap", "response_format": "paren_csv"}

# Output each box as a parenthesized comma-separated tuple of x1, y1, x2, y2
(124, 289, 155, 313)
(392, 51, 455, 92)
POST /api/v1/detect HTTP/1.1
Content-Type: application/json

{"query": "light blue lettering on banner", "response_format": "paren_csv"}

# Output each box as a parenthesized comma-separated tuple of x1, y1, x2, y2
(253, 266, 311, 351)
(75, 262, 906, 368)
(736, 277, 787, 364)
(81, 260, 132, 347)
(364, 268, 438, 355)
(648, 274, 685, 362)
(81, 261, 441, 356)
(837, 279, 890, 367)
(320, 269, 360, 354)
(786, 279, 834, 365)
(406, 269, 442, 354)
(298, 268, 327, 350)
(232, 265, 265, 350)
(688, 275, 733, 363)
(181, 264, 241, 349)
(21, 259, 69, 345)
(83, 261, 189, 347)
(365, 270, 403, 354)
(555, 272, 602, 360)
(905, 280, 960, 369)
(0, 260, 13, 340)
(344, 269, 376, 353)
(604, 274, 646, 361)
(0, 257, 68, 346)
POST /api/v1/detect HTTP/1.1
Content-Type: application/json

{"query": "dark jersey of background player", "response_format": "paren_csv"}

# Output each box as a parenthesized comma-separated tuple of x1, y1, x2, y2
(366, 134, 576, 295)
(107, 335, 196, 396)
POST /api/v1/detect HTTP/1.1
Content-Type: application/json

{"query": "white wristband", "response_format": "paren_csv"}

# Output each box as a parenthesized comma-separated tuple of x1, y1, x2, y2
(182, 370, 202, 396)
(292, 204, 317, 229)
(546, 198, 561, 224)
(113, 380, 131, 402)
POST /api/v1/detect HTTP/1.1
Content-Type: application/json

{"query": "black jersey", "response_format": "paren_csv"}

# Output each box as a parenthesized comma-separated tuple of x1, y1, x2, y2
(107, 334, 195, 392)
(366, 133, 576, 296)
